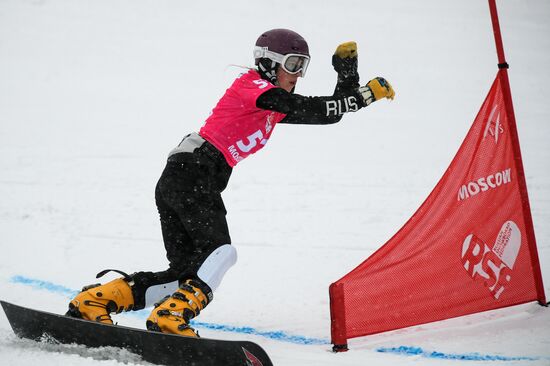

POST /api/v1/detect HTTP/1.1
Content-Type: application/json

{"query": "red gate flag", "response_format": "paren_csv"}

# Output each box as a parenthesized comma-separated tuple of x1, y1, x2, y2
(329, 70, 546, 350)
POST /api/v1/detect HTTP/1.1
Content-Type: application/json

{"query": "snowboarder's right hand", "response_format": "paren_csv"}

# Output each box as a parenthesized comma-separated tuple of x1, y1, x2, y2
(358, 77, 395, 106)
(332, 41, 359, 86)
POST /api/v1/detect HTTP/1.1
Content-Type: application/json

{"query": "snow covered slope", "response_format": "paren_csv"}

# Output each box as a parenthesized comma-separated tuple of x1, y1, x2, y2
(1, 0, 549, 365)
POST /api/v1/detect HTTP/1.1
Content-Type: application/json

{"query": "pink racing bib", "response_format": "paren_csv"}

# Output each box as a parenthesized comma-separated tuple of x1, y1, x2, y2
(199, 70, 287, 167)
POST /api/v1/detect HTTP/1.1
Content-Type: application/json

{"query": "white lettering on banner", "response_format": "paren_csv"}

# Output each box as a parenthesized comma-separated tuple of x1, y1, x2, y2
(325, 96, 359, 116)
(457, 168, 512, 201)
(460, 221, 521, 300)
(493, 221, 521, 269)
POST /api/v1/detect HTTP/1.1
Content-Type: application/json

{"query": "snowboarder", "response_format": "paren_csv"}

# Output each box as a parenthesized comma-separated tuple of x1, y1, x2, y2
(67, 28, 395, 337)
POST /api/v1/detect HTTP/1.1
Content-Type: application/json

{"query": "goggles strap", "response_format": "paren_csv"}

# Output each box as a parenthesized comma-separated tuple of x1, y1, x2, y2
(257, 59, 278, 84)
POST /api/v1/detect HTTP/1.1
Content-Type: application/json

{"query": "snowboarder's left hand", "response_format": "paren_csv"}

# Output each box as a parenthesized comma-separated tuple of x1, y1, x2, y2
(332, 41, 359, 86)
(358, 77, 395, 106)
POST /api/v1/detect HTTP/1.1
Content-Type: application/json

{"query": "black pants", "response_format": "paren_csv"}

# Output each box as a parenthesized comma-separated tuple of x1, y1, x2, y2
(157, 148, 232, 275)
(130, 141, 232, 309)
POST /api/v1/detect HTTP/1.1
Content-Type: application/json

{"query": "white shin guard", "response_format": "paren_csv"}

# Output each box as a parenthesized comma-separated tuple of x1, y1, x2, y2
(143, 244, 237, 308)
(197, 244, 237, 292)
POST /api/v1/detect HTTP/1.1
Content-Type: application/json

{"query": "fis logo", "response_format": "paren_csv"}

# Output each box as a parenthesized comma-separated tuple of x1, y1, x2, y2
(461, 221, 521, 300)
(483, 104, 505, 144)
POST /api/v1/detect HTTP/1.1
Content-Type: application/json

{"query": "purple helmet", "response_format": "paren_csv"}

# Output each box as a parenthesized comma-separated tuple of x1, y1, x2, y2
(254, 29, 310, 62)
(254, 29, 310, 83)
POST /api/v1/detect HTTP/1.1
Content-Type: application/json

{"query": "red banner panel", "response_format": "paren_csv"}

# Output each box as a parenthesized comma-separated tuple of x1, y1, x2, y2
(330, 72, 546, 349)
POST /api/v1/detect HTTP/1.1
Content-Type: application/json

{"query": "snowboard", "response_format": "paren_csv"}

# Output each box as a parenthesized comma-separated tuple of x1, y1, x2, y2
(1, 300, 272, 366)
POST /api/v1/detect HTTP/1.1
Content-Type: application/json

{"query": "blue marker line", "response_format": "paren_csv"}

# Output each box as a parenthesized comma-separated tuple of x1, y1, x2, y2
(376, 346, 542, 362)
(10, 275, 546, 361)
(9, 275, 328, 346)
(190, 321, 328, 345)
(10, 275, 80, 298)
(119, 310, 328, 345)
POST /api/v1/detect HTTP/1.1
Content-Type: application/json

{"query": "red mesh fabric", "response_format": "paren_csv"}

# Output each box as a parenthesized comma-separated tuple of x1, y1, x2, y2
(330, 72, 546, 346)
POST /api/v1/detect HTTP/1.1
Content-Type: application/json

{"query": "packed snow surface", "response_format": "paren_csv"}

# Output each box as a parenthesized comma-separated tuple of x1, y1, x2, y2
(1, 0, 549, 365)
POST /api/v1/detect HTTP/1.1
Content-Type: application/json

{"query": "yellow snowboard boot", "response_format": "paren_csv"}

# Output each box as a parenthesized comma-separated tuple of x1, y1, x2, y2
(67, 278, 134, 324)
(146, 280, 210, 337)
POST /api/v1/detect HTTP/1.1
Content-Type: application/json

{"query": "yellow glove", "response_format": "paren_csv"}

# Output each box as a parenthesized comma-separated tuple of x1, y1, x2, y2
(334, 41, 358, 59)
(358, 77, 395, 106)
(332, 41, 359, 85)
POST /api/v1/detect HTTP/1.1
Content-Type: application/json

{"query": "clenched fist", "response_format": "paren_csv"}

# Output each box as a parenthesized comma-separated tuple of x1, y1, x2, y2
(332, 41, 359, 86)
(358, 77, 395, 106)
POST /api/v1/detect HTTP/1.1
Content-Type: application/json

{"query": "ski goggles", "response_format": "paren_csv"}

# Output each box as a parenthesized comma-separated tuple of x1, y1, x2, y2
(254, 46, 310, 76)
